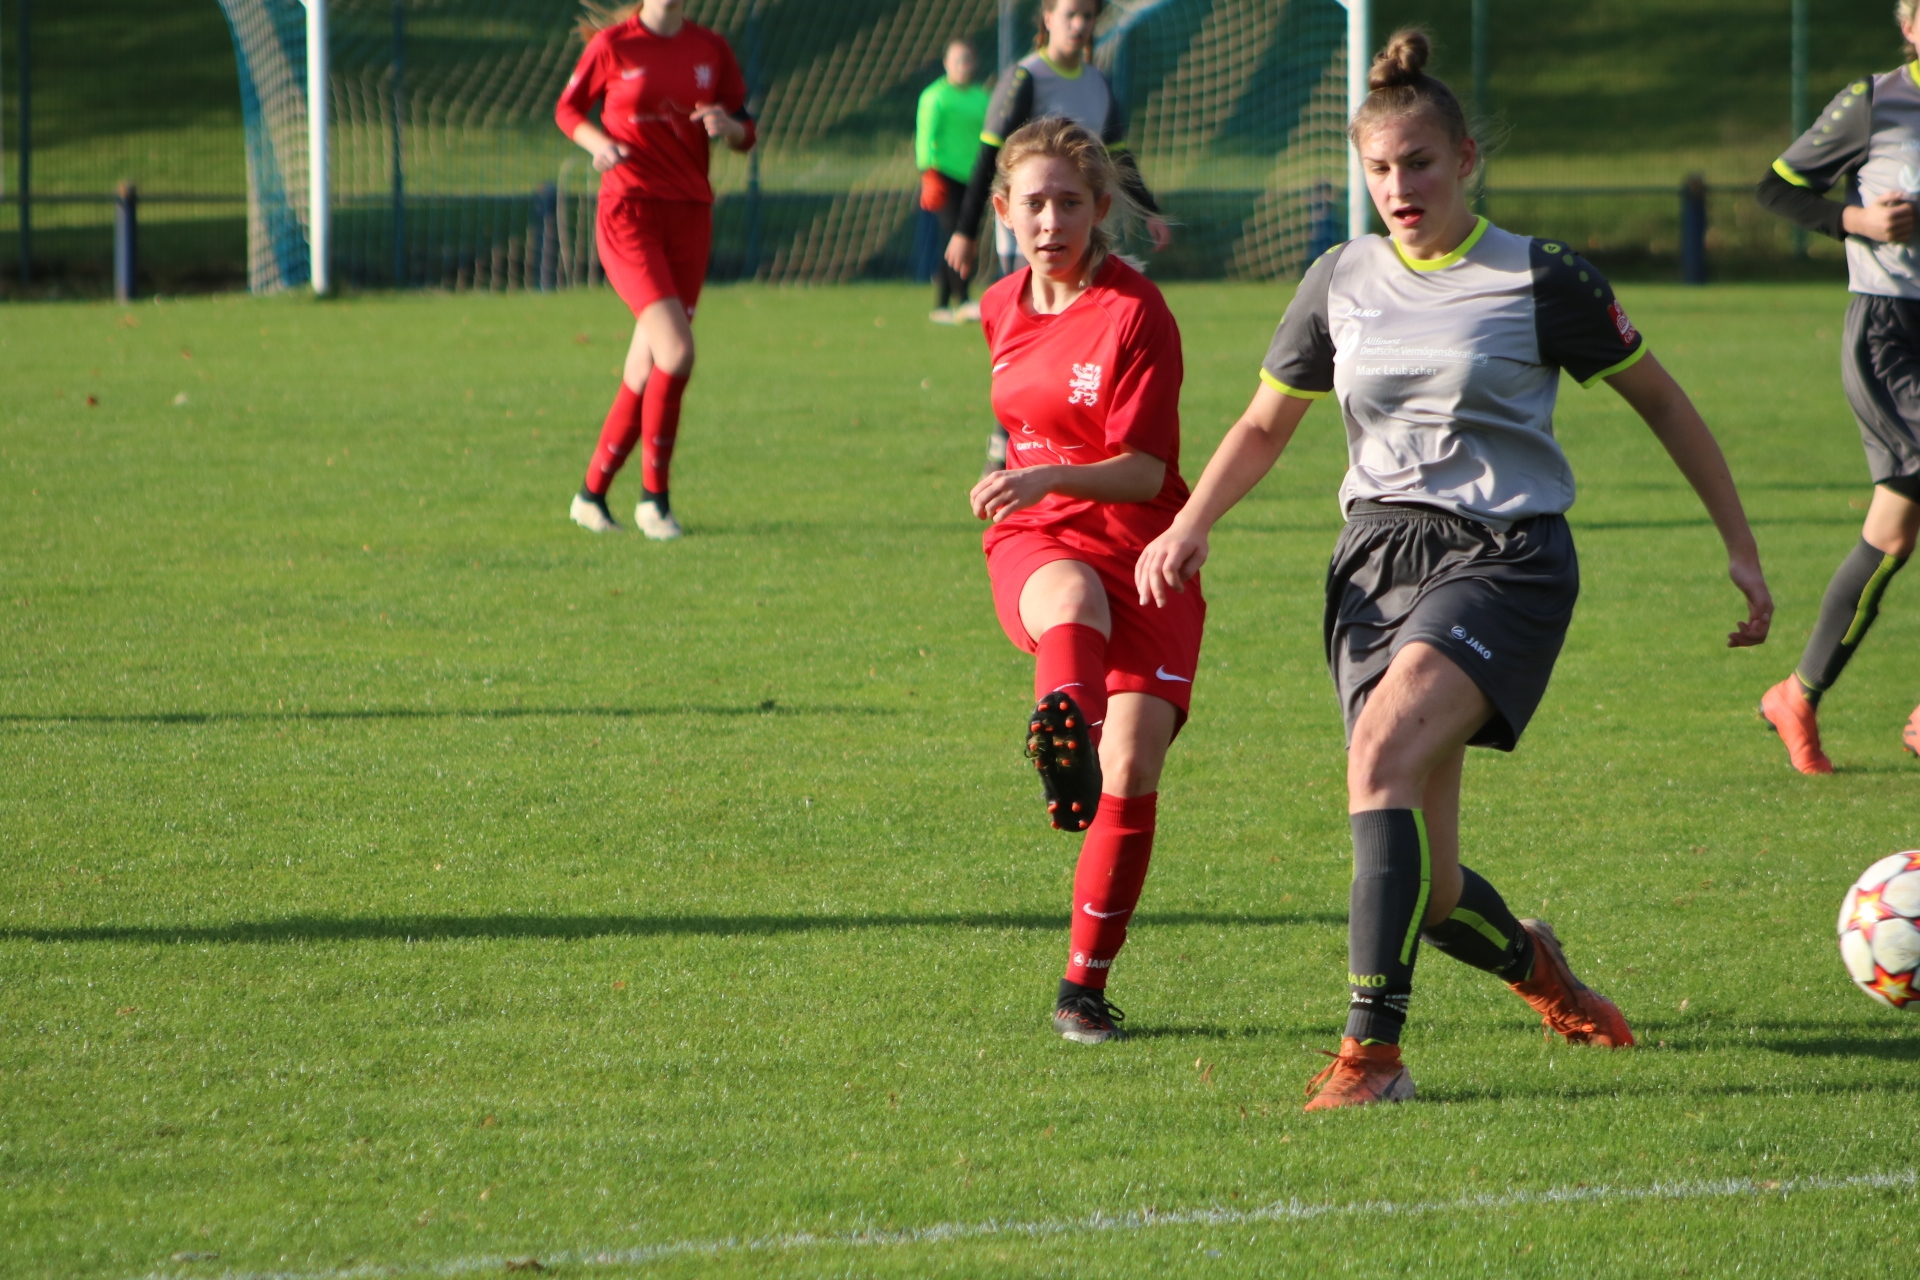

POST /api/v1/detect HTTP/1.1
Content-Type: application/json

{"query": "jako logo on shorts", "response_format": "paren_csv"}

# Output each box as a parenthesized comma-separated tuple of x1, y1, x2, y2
(1450, 625, 1493, 660)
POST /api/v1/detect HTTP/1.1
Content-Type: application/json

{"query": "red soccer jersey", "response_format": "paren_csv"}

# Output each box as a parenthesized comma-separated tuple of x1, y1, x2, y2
(554, 18, 753, 205)
(980, 256, 1188, 559)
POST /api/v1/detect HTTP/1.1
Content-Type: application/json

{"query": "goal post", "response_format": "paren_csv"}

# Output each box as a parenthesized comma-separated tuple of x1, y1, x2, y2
(301, 0, 330, 295)
(1340, 0, 1367, 241)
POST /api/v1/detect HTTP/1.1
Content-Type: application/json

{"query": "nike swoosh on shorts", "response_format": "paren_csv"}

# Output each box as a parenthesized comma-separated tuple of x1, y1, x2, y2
(1155, 666, 1192, 683)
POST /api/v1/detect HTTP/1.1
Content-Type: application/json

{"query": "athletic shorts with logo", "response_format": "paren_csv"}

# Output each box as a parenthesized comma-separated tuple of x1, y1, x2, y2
(1842, 294, 1920, 499)
(988, 527, 1206, 724)
(598, 196, 712, 318)
(1327, 500, 1578, 752)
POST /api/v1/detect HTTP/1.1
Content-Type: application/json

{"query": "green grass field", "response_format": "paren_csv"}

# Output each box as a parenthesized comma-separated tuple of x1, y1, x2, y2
(4, 280, 1918, 1278)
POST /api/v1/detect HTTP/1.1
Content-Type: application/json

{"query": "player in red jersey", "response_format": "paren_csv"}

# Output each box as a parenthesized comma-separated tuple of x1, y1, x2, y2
(969, 118, 1202, 1046)
(556, 0, 755, 540)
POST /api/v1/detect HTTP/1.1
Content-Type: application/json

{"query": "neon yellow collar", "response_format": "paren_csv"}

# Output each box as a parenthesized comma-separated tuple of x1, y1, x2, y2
(1040, 52, 1085, 80)
(1907, 60, 1920, 90)
(1393, 215, 1490, 272)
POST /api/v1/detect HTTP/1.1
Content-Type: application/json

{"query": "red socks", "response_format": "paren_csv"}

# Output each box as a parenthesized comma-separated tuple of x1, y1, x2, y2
(1065, 791, 1158, 988)
(584, 382, 644, 497)
(1034, 622, 1108, 745)
(640, 370, 690, 496)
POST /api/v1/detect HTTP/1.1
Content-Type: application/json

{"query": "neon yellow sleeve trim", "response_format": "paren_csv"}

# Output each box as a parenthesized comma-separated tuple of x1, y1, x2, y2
(1579, 342, 1649, 389)
(980, 130, 1005, 147)
(1260, 368, 1329, 399)
(1772, 158, 1813, 189)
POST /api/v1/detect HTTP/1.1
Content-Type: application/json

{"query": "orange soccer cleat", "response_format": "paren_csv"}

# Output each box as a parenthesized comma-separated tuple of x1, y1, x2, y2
(1301, 1038, 1416, 1112)
(1759, 677, 1834, 776)
(1904, 704, 1920, 759)
(1509, 920, 1634, 1048)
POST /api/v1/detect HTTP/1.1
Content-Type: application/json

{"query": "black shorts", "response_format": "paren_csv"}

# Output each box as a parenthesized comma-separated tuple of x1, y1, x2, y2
(1324, 501, 1580, 752)
(1841, 294, 1920, 496)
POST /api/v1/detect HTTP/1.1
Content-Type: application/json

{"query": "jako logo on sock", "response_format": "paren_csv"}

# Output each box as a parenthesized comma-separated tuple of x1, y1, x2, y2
(1348, 971, 1388, 987)
(1073, 952, 1113, 969)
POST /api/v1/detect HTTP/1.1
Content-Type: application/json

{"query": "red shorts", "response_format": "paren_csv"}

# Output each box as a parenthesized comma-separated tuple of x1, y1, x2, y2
(597, 196, 712, 317)
(986, 527, 1206, 722)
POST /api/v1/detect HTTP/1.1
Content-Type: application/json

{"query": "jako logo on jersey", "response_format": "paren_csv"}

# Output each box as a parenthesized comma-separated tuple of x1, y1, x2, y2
(695, 64, 714, 89)
(1067, 362, 1103, 406)
(620, 67, 642, 80)
(1450, 625, 1493, 660)
(1608, 300, 1638, 346)
(1343, 305, 1382, 317)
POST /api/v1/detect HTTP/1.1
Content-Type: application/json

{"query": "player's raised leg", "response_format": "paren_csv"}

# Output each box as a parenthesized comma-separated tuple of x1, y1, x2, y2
(1017, 559, 1110, 831)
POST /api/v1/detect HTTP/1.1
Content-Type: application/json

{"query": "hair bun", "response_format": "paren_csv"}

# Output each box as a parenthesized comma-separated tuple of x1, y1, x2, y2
(1368, 29, 1431, 91)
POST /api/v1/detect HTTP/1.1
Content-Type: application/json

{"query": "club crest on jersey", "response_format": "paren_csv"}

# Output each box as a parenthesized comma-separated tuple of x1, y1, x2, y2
(1067, 362, 1103, 407)
(620, 66, 643, 80)
(695, 63, 715, 89)
(1607, 300, 1638, 346)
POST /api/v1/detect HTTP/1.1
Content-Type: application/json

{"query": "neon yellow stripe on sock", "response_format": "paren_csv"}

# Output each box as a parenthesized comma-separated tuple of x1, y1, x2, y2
(1448, 907, 1510, 950)
(1402, 811, 1431, 965)
(1841, 553, 1907, 647)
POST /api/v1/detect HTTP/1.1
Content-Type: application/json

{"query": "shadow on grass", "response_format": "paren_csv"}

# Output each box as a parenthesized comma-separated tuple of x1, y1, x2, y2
(0, 702, 892, 726)
(0, 909, 1345, 946)
(1758, 1036, 1920, 1060)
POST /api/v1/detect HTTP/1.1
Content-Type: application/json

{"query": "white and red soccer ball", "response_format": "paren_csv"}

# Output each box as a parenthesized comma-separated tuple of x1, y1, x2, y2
(1839, 851, 1920, 1008)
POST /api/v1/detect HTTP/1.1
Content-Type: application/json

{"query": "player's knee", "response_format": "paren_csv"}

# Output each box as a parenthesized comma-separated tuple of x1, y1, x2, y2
(1098, 741, 1162, 797)
(1346, 726, 1419, 798)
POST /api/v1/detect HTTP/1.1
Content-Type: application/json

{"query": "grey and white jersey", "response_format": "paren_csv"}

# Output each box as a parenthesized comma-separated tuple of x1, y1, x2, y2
(981, 51, 1128, 147)
(1261, 220, 1647, 528)
(1774, 65, 1920, 299)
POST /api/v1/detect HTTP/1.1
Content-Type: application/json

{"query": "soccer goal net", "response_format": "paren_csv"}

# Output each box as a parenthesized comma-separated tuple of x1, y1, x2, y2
(216, 0, 1356, 293)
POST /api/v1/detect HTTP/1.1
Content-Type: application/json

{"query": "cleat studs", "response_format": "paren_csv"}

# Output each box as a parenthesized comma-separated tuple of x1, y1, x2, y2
(1066, 739, 1077, 750)
(1071, 802, 1082, 812)
(1065, 718, 1077, 728)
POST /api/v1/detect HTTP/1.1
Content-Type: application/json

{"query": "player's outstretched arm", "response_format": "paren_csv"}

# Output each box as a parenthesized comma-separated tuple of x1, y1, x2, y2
(1605, 353, 1773, 648)
(1136, 383, 1310, 606)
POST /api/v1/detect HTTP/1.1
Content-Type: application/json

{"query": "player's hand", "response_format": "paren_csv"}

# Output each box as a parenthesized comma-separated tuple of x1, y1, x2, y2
(1135, 521, 1209, 608)
(591, 140, 630, 172)
(691, 103, 746, 144)
(1146, 216, 1173, 252)
(1845, 191, 1916, 243)
(946, 233, 977, 279)
(919, 169, 946, 213)
(1727, 555, 1773, 648)
(970, 465, 1054, 523)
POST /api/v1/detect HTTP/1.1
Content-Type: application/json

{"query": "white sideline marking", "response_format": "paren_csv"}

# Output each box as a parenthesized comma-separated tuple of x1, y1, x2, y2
(130, 1169, 1916, 1279)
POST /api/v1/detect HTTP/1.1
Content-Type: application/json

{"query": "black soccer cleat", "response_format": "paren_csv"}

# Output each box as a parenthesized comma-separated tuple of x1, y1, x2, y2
(1025, 689, 1102, 831)
(1053, 988, 1126, 1045)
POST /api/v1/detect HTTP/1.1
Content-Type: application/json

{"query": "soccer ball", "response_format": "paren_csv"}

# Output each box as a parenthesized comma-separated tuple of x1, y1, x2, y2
(1838, 851, 1920, 1008)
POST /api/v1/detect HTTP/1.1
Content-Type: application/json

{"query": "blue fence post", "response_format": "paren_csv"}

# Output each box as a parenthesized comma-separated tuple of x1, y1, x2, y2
(1680, 173, 1707, 285)
(535, 182, 557, 291)
(113, 182, 137, 303)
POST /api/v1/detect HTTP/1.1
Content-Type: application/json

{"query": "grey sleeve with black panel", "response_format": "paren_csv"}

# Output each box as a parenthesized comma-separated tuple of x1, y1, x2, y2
(1757, 79, 1872, 241)
(955, 65, 1035, 234)
(1529, 240, 1646, 387)
(1099, 91, 1160, 216)
(1258, 243, 1345, 399)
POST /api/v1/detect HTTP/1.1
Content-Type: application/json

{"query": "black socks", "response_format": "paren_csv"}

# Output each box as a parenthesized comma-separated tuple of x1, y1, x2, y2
(1344, 809, 1429, 1045)
(1343, 813, 1539, 1044)
(1797, 537, 1907, 704)
(641, 487, 671, 514)
(1421, 866, 1535, 984)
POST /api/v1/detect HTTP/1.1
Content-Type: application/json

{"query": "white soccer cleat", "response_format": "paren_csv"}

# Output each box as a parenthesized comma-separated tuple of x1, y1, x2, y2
(954, 300, 981, 322)
(928, 307, 959, 325)
(570, 492, 622, 533)
(635, 500, 683, 541)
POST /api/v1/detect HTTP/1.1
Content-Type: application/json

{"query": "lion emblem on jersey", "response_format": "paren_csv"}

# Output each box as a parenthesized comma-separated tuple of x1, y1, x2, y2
(1067, 362, 1103, 407)
(695, 64, 715, 90)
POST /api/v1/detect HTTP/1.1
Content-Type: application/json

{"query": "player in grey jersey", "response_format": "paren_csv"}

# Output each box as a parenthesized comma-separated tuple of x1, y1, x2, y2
(1137, 31, 1773, 1112)
(1753, 0, 1920, 772)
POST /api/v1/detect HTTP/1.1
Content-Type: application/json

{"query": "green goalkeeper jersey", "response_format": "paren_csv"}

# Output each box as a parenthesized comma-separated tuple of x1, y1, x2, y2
(916, 77, 991, 183)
